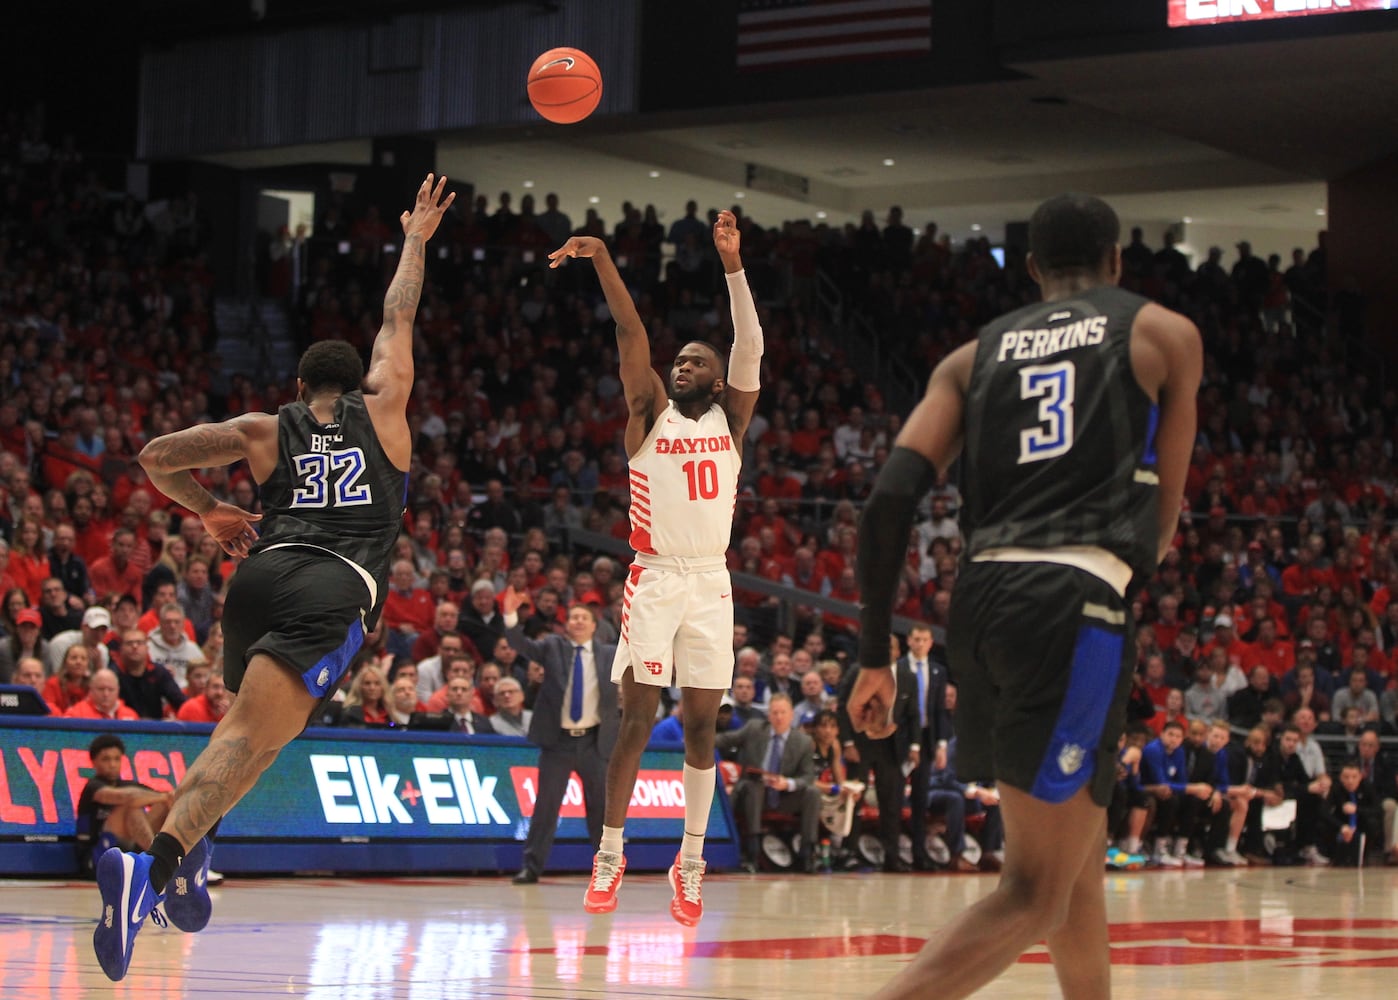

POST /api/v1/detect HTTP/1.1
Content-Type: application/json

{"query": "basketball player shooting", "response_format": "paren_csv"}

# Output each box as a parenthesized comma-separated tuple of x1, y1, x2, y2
(547, 210, 761, 926)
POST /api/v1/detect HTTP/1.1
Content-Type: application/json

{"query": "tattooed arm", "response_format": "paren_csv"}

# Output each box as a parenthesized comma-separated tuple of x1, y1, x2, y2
(139, 413, 276, 556)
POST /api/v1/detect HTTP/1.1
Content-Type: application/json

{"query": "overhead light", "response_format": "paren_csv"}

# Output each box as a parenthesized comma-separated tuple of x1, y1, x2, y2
(1315, 208, 1326, 216)
(971, 224, 982, 232)
(816, 210, 828, 220)
(522, 180, 534, 189)
(648, 170, 661, 178)
(734, 191, 745, 199)
(588, 195, 600, 204)
(1182, 216, 1192, 224)
(882, 158, 895, 167)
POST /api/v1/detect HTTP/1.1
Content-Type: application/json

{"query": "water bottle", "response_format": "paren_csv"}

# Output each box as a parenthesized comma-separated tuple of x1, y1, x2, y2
(819, 838, 832, 872)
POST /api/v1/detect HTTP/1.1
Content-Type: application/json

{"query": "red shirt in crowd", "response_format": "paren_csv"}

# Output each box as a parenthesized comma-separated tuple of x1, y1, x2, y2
(382, 587, 436, 634)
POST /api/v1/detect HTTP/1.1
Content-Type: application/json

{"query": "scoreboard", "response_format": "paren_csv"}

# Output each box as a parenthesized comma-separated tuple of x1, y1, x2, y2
(1169, 0, 1393, 27)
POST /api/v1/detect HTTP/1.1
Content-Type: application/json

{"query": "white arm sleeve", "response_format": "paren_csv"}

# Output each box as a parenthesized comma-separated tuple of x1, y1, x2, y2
(725, 268, 763, 392)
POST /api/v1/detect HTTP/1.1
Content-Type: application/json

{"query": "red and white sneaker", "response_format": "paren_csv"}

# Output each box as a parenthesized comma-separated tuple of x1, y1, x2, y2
(583, 851, 626, 913)
(667, 852, 706, 927)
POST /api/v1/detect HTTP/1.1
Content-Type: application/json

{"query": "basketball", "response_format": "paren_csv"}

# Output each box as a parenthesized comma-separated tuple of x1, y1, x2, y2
(527, 47, 602, 124)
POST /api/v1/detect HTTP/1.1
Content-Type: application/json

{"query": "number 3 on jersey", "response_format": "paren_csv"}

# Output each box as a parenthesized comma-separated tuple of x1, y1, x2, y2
(292, 448, 373, 507)
(1018, 361, 1075, 464)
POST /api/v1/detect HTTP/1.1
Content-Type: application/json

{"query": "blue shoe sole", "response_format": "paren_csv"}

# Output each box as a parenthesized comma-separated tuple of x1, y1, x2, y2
(163, 837, 213, 933)
(93, 850, 157, 982)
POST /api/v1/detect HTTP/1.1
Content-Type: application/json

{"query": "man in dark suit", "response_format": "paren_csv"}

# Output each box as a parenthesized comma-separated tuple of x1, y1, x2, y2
(457, 579, 508, 661)
(1356, 729, 1398, 862)
(715, 693, 820, 872)
(505, 600, 618, 883)
(838, 635, 918, 871)
(903, 623, 952, 870)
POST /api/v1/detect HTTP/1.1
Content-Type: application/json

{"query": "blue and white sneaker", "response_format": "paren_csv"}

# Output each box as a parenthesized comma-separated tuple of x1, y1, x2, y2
(93, 850, 164, 982)
(163, 836, 214, 933)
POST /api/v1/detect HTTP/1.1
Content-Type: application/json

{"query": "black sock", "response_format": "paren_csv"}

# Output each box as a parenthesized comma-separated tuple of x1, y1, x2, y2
(147, 833, 185, 894)
(206, 818, 222, 842)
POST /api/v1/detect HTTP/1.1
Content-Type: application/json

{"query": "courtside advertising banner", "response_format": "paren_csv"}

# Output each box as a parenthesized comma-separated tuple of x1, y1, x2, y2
(1168, 0, 1393, 27)
(0, 718, 737, 873)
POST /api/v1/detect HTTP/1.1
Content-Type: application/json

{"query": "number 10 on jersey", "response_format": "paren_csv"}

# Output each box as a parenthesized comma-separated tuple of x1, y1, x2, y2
(682, 459, 720, 500)
(1018, 361, 1075, 464)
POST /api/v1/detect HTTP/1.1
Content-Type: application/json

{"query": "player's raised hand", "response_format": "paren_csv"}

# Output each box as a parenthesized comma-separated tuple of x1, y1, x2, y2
(713, 209, 741, 259)
(846, 666, 897, 740)
(400, 173, 455, 241)
(548, 236, 608, 268)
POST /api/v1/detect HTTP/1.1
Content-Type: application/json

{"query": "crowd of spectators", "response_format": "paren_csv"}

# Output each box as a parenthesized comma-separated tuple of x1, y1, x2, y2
(2, 103, 1396, 870)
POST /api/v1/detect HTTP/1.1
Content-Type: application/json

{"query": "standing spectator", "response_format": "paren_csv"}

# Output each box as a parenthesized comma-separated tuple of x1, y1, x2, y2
(114, 628, 185, 720)
(65, 668, 140, 721)
(76, 734, 172, 877)
(146, 603, 207, 689)
(88, 528, 143, 604)
(903, 623, 952, 871)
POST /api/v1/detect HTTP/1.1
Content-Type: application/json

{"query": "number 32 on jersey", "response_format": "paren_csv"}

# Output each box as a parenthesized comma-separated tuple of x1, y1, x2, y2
(1018, 360, 1075, 465)
(291, 447, 373, 507)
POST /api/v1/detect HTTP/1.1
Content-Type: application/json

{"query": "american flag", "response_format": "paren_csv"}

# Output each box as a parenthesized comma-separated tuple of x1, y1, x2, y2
(737, 0, 932, 71)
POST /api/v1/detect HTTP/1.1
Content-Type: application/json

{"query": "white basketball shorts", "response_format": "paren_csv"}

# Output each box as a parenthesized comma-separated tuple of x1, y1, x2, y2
(612, 553, 733, 690)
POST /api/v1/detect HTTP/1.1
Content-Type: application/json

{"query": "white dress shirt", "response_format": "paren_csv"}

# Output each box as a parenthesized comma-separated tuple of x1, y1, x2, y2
(563, 642, 602, 730)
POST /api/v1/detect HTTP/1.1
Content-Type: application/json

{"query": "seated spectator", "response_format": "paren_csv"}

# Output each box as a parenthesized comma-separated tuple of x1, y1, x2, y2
(387, 675, 426, 726)
(46, 604, 113, 676)
(1318, 761, 1382, 866)
(12, 656, 53, 712)
(176, 556, 217, 644)
(1283, 663, 1331, 721)
(1148, 688, 1189, 736)
(38, 577, 83, 639)
(472, 661, 501, 718)
(425, 653, 476, 712)
(88, 528, 143, 604)
(793, 670, 829, 728)
(75, 734, 173, 877)
(65, 667, 139, 721)
(1227, 666, 1277, 730)
(926, 735, 1004, 873)
(44, 645, 93, 714)
(1242, 617, 1294, 678)
(715, 694, 820, 873)
(146, 602, 207, 689)
(1292, 707, 1326, 780)
(409, 600, 464, 662)
(1205, 645, 1248, 700)
(114, 628, 186, 720)
(0, 608, 49, 682)
(487, 633, 527, 688)
(184, 660, 211, 699)
(1332, 668, 1381, 725)
(457, 578, 507, 658)
(443, 674, 491, 734)
(175, 666, 232, 724)
(488, 677, 532, 737)
(1184, 661, 1227, 722)
(340, 664, 390, 727)
(1272, 723, 1332, 866)
(136, 582, 195, 640)
(1140, 720, 1212, 867)
(728, 675, 766, 727)
(809, 709, 865, 865)
(382, 559, 436, 660)
(1201, 720, 1249, 866)
(415, 632, 469, 704)
(652, 697, 685, 743)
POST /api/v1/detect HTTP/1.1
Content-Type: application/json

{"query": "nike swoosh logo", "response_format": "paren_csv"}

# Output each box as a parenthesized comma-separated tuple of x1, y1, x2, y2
(541, 56, 576, 71)
(666, 418, 681, 424)
(195, 868, 207, 888)
(719, 593, 731, 599)
(131, 883, 148, 924)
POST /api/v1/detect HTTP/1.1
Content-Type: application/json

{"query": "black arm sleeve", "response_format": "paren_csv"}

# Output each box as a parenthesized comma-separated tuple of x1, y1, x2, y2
(855, 446, 938, 669)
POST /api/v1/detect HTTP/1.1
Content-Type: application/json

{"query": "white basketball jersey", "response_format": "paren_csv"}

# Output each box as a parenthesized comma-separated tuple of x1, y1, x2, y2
(627, 401, 740, 557)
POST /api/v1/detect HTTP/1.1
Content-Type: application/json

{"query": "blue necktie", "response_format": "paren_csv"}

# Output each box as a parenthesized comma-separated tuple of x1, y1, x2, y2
(570, 644, 585, 724)
(916, 661, 928, 730)
(765, 733, 785, 808)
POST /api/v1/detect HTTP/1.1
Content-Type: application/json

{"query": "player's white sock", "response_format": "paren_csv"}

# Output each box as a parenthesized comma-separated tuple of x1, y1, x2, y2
(600, 825, 624, 856)
(1226, 836, 1239, 854)
(681, 763, 715, 862)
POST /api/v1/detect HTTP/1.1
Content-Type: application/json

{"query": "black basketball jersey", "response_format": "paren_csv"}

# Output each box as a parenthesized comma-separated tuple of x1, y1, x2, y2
(251, 391, 406, 625)
(958, 285, 1159, 581)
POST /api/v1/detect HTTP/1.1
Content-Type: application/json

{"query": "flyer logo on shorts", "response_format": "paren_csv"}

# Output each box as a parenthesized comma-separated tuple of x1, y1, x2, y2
(1057, 743, 1086, 776)
(644, 660, 664, 676)
(317, 667, 331, 687)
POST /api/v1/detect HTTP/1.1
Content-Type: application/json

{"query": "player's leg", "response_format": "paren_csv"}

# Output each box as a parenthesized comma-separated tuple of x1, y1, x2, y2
(1044, 806, 1112, 1000)
(678, 686, 725, 858)
(103, 806, 155, 851)
(869, 783, 1107, 1000)
(604, 672, 663, 830)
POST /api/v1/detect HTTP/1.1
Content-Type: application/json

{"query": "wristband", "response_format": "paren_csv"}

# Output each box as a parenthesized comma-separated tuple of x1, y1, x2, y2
(830, 783, 840, 795)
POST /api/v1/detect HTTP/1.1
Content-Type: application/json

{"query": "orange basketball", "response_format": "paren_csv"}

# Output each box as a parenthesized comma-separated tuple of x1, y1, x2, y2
(527, 47, 602, 124)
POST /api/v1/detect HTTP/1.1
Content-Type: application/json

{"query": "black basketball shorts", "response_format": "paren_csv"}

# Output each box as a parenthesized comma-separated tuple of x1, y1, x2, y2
(222, 546, 372, 699)
(948, 560, 1134, 808)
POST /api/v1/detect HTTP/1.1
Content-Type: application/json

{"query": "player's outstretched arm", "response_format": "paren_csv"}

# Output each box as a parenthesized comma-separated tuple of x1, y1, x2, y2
(139, 413, 276, 556)
(715, 209, 762, 445)
(364, 173, 454, 469)
(549, 236, 666, 435)
(1139, 305, 1202, 564)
